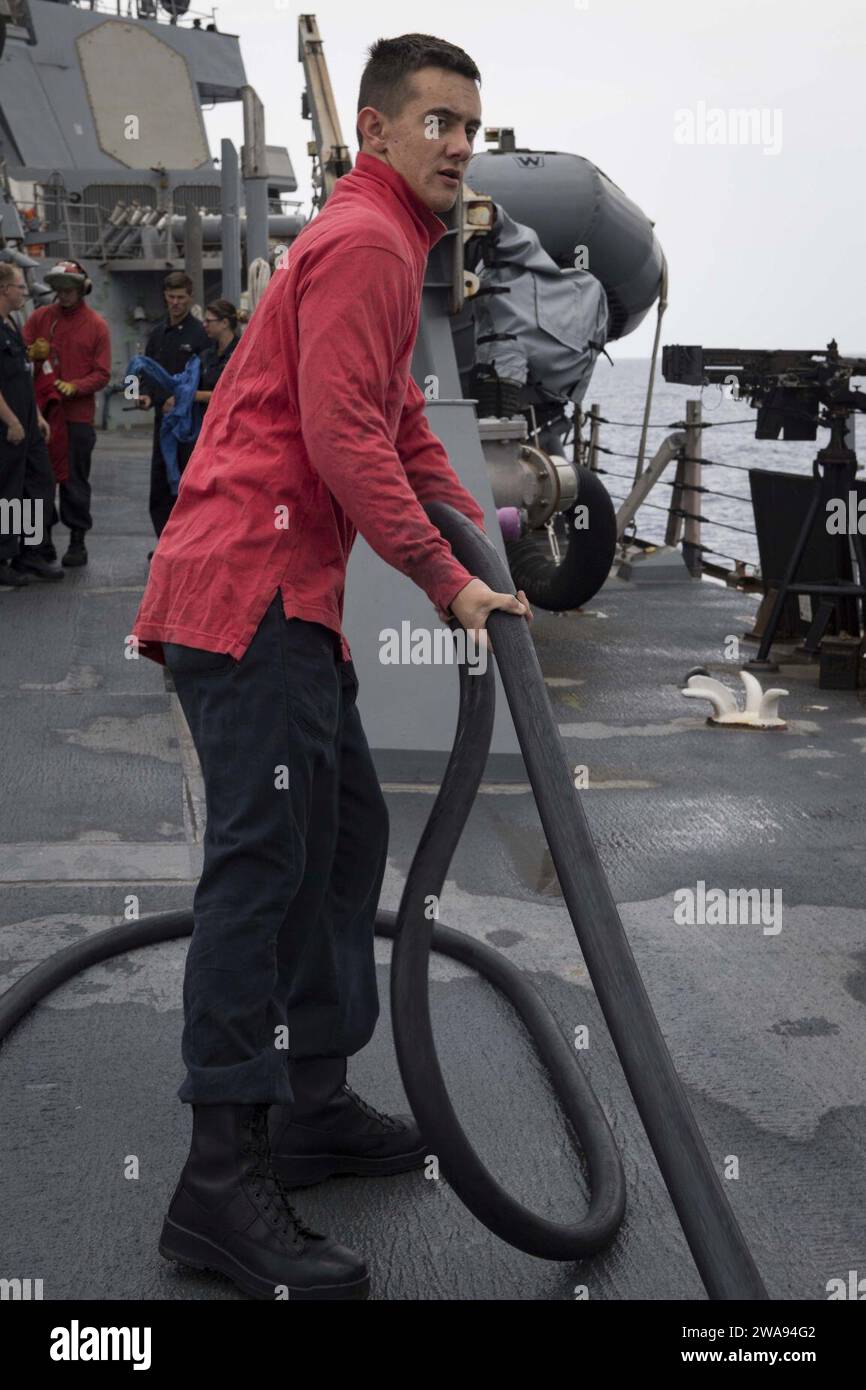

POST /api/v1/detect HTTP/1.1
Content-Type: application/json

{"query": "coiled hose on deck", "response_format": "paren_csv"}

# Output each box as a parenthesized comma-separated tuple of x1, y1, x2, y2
(0, 503, 768, 1299)
(385, 502, 768, 1298)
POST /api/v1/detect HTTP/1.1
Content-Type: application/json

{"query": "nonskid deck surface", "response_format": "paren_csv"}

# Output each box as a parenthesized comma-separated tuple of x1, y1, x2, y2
(1, 433, 863, 1301)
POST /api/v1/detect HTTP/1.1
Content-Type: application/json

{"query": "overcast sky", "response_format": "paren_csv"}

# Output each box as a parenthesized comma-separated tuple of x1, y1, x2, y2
(203, 0, 866, 359)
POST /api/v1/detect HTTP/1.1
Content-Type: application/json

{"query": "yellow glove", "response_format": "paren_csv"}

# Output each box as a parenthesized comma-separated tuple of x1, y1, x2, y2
(27, 337, 51, 362)
(55, 379, 78, 397)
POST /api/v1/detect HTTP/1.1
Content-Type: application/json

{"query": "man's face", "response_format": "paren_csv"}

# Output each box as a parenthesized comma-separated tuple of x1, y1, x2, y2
(56, 285, 83, 309)
(0, 273, 28, 316)
(165, 287, 192, 321)
(359, 66, 482, 216)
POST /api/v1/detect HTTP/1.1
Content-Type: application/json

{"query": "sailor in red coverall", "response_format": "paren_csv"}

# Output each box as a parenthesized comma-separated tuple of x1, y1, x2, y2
(23, 260, 111, 568)
(134, 35, 531, 1301)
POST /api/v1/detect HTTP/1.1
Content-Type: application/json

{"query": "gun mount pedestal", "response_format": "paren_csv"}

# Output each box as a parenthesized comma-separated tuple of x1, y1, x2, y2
(747, 417, 866, 672)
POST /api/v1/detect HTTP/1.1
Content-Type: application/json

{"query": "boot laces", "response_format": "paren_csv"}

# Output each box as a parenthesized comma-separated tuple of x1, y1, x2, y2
(242, 1106, 319, 1244)
(342, 1082, 403, 1132)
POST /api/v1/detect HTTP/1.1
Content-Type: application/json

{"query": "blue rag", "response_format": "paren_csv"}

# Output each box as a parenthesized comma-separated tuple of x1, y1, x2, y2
(127, 353, 202, 495)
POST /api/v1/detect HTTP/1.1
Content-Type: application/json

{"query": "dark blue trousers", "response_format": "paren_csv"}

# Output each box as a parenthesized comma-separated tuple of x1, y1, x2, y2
(39, 421, 97, 546)
(164, 593, 389, 1105)
(0, 420, 55, 561)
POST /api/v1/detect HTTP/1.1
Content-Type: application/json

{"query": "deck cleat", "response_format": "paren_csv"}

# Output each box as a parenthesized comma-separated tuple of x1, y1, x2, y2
(681, 670, 788, 729)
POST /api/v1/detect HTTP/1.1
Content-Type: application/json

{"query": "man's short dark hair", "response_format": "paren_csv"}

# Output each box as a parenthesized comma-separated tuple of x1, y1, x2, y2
(356, 33, 480, 150)
(164, 270, 193, 293)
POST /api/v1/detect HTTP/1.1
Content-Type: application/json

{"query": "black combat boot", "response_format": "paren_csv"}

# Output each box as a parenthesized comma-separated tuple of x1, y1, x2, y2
(11, 551, 64, 582)
(62, 530, 87, 567)
(0, 560, 29, 587)
(159, 1101, 369, 1300)
(269, 1057, 427, 1189)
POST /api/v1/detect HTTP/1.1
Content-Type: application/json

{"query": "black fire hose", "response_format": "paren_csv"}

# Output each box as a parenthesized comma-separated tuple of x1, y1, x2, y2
(388, 502, 768, 1298)
(0, 502, 768, 1299)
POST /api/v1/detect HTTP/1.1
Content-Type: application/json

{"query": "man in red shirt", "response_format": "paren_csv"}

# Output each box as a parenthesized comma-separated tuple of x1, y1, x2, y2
(140, 33, 530, 1301)
(23, 260, 111, 568)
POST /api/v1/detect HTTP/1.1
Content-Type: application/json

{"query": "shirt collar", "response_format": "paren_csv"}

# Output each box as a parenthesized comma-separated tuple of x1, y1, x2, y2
(351, 152, 448, 252)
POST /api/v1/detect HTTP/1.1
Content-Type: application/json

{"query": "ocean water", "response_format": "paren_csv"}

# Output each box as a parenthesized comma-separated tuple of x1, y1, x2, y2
(581, 357, 855, 571)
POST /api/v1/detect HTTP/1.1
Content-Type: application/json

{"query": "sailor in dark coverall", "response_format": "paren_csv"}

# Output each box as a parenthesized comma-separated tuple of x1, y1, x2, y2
(136, 269, 208, 539)
(0, 263, 64, 587)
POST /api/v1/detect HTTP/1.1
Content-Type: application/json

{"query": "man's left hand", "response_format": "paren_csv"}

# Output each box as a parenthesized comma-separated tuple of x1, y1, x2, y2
(435, 588, 533, 626)
(55, 379, 77, 398)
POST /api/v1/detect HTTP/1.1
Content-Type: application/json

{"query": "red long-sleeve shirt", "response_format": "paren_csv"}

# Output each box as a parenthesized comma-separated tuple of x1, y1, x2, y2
(22, 300, 111, 424)
(131, 152, 487, 666)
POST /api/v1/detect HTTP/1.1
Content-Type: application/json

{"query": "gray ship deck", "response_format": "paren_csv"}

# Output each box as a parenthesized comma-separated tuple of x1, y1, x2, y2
(1, 432, 864, 1302)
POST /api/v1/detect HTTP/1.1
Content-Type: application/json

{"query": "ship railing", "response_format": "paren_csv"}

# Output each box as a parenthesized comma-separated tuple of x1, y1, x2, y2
(579, 397, 761, 587)
(67, 1, 219, 29)
(14, 195, 109, 261)
(13, 194, 177, 262)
